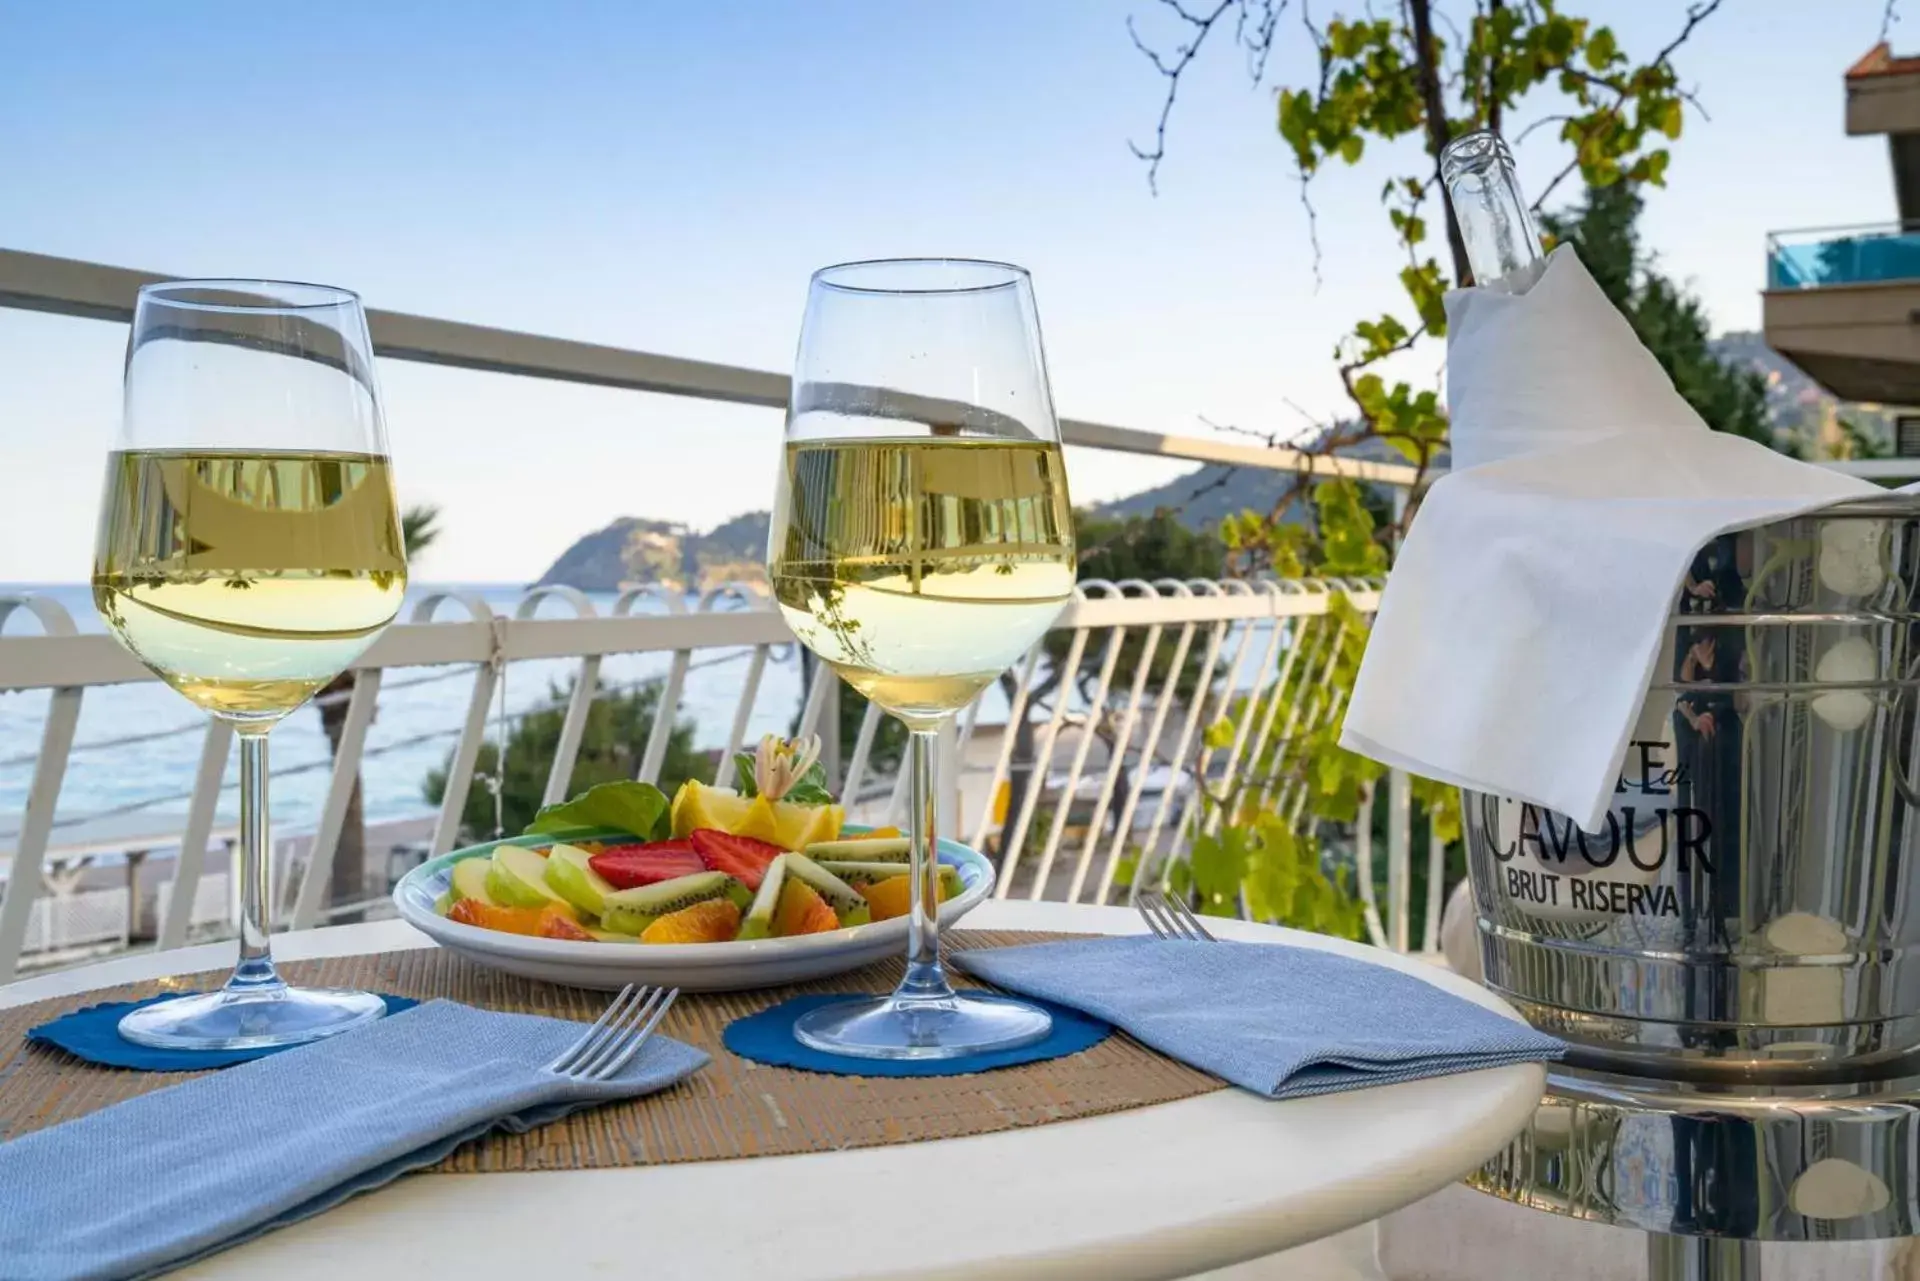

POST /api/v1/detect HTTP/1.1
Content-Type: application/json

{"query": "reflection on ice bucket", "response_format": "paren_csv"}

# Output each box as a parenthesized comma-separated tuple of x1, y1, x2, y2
(1464, 498, 1920, 1078)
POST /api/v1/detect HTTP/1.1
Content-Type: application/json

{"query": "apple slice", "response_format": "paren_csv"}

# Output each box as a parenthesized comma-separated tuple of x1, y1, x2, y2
(450, 857, 497, 905)
(544, 844, 615, 916)
(487, 845, 571, 910)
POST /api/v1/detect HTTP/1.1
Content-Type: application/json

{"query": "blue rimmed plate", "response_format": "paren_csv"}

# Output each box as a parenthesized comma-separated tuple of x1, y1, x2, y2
(392, 829, 994, 992)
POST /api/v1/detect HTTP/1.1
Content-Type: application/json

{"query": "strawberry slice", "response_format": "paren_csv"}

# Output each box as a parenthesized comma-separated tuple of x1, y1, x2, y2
(689, 828, 784, 891)
(589, 839, 704, 890)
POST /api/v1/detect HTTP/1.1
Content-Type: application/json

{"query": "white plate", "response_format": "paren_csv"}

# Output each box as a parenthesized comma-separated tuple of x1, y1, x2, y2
(392, 830, 994, 991)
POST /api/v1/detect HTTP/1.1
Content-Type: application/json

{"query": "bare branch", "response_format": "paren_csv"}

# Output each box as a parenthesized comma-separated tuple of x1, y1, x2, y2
(1406, 0, 1471, 284)
(1128, 0, 1246, 194)
(1485, 0, 1505, 138)
(1529, 156, 1582, 212)
(1182, 465, 1241, 507)
(1128, 0, 1289, 193)
(1337, 321, 1427, 376)
(1282, 396, 1334, 433)
(1296, 0, 1331, 284)
(1298, 173, 1326, 289)
(1512, 112, 1574, 145)
(1653, 0, 1725, 68)
(1237, 0, 1283, 80)
(1198, 413, 1283, 446)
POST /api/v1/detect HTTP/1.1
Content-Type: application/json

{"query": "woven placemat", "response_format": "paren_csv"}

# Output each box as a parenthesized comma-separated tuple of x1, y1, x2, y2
(0, 931, 1224, 1172)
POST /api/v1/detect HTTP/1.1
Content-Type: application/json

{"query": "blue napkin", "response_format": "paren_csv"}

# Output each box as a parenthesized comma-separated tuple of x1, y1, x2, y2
(0, 999, 708, 1281)
(953, 935, 1564, 1099)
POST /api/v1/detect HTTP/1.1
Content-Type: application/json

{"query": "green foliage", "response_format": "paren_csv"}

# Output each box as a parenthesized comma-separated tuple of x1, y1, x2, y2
(1128, 1, 1726, 937)
(1261, 0, 1718, 483)
(424, 678, 704, 843)
(1219, 479, 1385, 582)
(1186, 814, 1366, 941)
(1541, 183, 1777, 451)
(1045, 508, 1225, 704)
(1180, 585, 1454, 939)
(1076, 507, 1225, 582)
(1837, 417, 1892, 461)
(1217, 593, 1407, 831)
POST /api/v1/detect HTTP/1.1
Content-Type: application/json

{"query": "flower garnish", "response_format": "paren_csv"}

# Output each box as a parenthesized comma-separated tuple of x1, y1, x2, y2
(753, 733, 824, 803)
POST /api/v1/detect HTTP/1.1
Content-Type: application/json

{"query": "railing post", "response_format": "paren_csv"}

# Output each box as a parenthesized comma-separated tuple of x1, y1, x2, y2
(158, 716, 233, 952)
(817, 676, 842, 790)
(517, 587, 601, 807)
(1388, 767, 1412, 952)
(702, 585, 773, 786)
(0, 597, 83, 984)
(291, 669, 383, 930)
(616, 586, 691, 787)
(935, 716, 960, 842)
(411, 592, 501, 858)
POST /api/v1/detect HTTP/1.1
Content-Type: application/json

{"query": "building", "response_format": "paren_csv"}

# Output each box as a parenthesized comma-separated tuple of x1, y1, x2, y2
(1764, 42, 1920, 440)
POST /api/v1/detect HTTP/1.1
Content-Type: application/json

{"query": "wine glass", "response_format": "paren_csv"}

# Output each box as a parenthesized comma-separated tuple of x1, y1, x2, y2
(768, 259, 1074, 1059)
(93, 280, 406, 1050)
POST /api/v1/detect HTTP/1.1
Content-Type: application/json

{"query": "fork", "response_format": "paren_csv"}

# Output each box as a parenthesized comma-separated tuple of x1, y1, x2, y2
(1136, 890, 1219, 943)
(541, 984, 680, 1081)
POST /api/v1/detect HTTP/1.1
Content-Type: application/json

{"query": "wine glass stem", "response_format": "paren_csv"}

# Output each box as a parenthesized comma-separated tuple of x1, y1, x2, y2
(901, 723, 955, 1002)
(229, 727, 283, 994)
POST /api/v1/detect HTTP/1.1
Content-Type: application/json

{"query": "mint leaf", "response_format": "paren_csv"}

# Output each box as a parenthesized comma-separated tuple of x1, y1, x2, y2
(527, 780, 670, 842)
(783, 761, 833, 804)
(732, 753, 759, 797)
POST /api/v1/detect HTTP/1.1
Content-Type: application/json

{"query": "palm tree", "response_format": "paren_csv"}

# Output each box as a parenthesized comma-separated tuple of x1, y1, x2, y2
(317, 502, 441, 918)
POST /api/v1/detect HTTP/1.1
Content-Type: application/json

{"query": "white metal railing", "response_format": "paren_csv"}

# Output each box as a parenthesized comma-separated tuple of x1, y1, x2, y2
(0, 245, 1433, 982)
(0, 248, 1423, 489)
(0, 577, 1421, 980)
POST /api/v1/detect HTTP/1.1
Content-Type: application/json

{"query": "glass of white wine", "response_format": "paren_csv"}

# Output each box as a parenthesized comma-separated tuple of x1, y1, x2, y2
(769, 259, 1074, 1059)
(94, 280, 407, 1050)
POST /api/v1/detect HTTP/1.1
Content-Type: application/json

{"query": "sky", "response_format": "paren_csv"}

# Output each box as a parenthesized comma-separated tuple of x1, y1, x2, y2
(0, 0, 1907, 583)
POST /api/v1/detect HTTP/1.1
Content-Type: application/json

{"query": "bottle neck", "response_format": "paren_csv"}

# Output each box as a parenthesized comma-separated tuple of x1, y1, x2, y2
(1441, 132, 1542, 289)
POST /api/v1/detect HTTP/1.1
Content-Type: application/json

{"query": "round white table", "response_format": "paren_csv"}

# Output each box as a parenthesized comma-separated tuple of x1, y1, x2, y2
(2, 900, 1545, 1281)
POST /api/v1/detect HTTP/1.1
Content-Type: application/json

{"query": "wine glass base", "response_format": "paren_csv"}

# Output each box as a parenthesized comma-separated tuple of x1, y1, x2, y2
(117, 984, 386, 1052)
(792, 991, 1053, 1061)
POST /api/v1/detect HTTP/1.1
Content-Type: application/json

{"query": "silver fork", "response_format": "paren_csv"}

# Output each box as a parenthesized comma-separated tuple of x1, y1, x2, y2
(1137, 890, 1219, 942)
(541, 984, 680, 1081)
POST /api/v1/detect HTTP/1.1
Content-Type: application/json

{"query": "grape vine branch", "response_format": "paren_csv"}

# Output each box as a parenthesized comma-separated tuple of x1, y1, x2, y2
(1113, 0, 1729, 918)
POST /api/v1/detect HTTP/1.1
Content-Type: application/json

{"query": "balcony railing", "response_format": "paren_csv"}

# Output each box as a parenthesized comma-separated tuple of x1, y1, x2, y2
(1766, 222, 1920, 289)
(0, 579, 1417, 980)
(0, 247, 1437, 984)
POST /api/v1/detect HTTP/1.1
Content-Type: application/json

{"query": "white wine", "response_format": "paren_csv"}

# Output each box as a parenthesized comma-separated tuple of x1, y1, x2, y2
(768, 436, 1074, 723)
(92, 449, 407, 720)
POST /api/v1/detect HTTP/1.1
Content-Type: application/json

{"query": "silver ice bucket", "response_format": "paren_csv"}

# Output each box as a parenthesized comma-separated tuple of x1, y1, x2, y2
(1464, 496, 1920, 1079)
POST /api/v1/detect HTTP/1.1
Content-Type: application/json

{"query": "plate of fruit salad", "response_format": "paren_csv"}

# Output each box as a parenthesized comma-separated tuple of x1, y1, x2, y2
(392, 734, 993, 991)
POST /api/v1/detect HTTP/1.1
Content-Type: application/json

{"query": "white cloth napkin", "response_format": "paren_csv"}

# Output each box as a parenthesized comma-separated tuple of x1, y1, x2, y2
(1341, 244, 1890, 832)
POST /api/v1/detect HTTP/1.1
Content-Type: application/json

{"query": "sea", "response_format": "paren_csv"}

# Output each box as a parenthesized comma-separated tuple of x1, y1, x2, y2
(0, 582, 921, 849)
